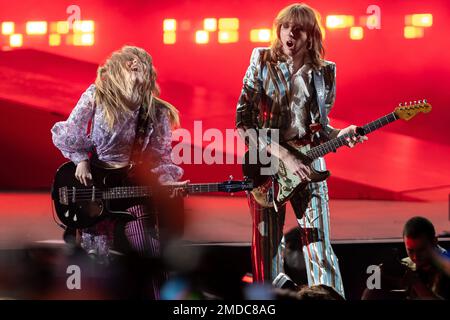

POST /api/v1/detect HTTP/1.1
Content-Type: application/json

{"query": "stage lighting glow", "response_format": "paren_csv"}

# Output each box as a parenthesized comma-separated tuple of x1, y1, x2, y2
(9, 34, 23, 47)
(250, 29, 272, 42)
(49, 34, 61, 46)
(164, 19, 177, 32)
(218, 18, 239, 31)
(404, 26, 424, 39)
(218, 30, 238, 43)
(1, 22, 14, 35)
(350, 27, 364, 40)
(163, 32, 176, 44)
(49, 21, 69, 34)
(73, 33, 94, 46)
(242, 273, 253, 283)
(81, 33, 94, 45)
(73, 20, 95, 33)
(204, 18, 217, 32)
(326, 15, 354, 29)
(406, 14, 433, 27)
(26, 21, 47, 35)
(195, 30, 209, 44)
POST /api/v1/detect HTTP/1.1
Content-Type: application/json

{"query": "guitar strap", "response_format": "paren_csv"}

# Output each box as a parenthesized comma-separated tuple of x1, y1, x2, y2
(312, 69, 327, 130)
(88, 103, 97, 159)
(129, 99, 152, 166)
(88, 99, 151, 166)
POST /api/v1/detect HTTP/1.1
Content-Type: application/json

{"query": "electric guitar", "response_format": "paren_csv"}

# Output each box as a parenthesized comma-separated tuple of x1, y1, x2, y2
(242, 100, 432, 209)
(52, 161, 253, 229)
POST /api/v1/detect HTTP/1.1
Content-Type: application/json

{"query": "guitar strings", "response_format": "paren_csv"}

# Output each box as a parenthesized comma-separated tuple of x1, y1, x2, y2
(66, 184, 220, 194)
(307, 112, 397, 159)
(63, 184, 221, 201)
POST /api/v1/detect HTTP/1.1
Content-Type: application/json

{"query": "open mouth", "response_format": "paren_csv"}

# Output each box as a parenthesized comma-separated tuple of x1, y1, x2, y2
(286, 40, 294, 48)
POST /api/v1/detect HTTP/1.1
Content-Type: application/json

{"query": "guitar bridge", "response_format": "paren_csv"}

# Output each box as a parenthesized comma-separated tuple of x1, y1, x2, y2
(59, 187, 68, 205)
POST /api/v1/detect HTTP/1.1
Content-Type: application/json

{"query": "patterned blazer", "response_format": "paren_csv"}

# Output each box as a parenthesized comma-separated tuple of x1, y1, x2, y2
(236, 47, 338, 142)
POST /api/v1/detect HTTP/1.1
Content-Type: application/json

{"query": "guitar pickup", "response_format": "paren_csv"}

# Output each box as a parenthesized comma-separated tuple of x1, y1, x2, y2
(59, 187, 69, 205)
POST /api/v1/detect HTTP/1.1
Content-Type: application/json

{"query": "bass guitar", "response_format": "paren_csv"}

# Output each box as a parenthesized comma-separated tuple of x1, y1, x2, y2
(52, 161, 253, 229)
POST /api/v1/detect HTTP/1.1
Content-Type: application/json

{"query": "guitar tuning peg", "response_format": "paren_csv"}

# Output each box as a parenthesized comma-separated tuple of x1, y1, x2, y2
(229, 175, 234, 181)
(404, 102, 407, 106)
(414, 101, 417, 105)
(418, 100, 422, 104)
(423, 99, 427, 103)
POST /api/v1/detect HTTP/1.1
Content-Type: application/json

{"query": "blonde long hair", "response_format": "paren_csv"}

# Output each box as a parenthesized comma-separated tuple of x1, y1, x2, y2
(94, 46, 179, 129)
(270, 3, 325, 69)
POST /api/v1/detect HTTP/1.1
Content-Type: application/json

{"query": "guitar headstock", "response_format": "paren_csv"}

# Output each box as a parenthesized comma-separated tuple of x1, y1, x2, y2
(395, 99, 432, 121)
(218, 177, 254, 193)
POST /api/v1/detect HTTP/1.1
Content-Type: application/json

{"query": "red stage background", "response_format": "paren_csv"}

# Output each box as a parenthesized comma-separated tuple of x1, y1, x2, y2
(0, 0, 449, 201)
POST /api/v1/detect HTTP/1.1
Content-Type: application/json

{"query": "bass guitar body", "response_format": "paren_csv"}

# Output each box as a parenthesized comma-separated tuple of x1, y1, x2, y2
(51, 162, 143, 229)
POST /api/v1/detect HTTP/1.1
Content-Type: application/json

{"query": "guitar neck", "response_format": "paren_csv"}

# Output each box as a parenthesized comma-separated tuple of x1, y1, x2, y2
(306, 112, 398, 160)
(102, 183, 220, 200)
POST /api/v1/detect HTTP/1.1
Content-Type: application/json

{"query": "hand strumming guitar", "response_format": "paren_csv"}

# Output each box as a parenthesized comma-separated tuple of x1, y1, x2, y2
(266, 143, 311, 183)
(75, 160, 92, 186)
(280, 149, 311, 182)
